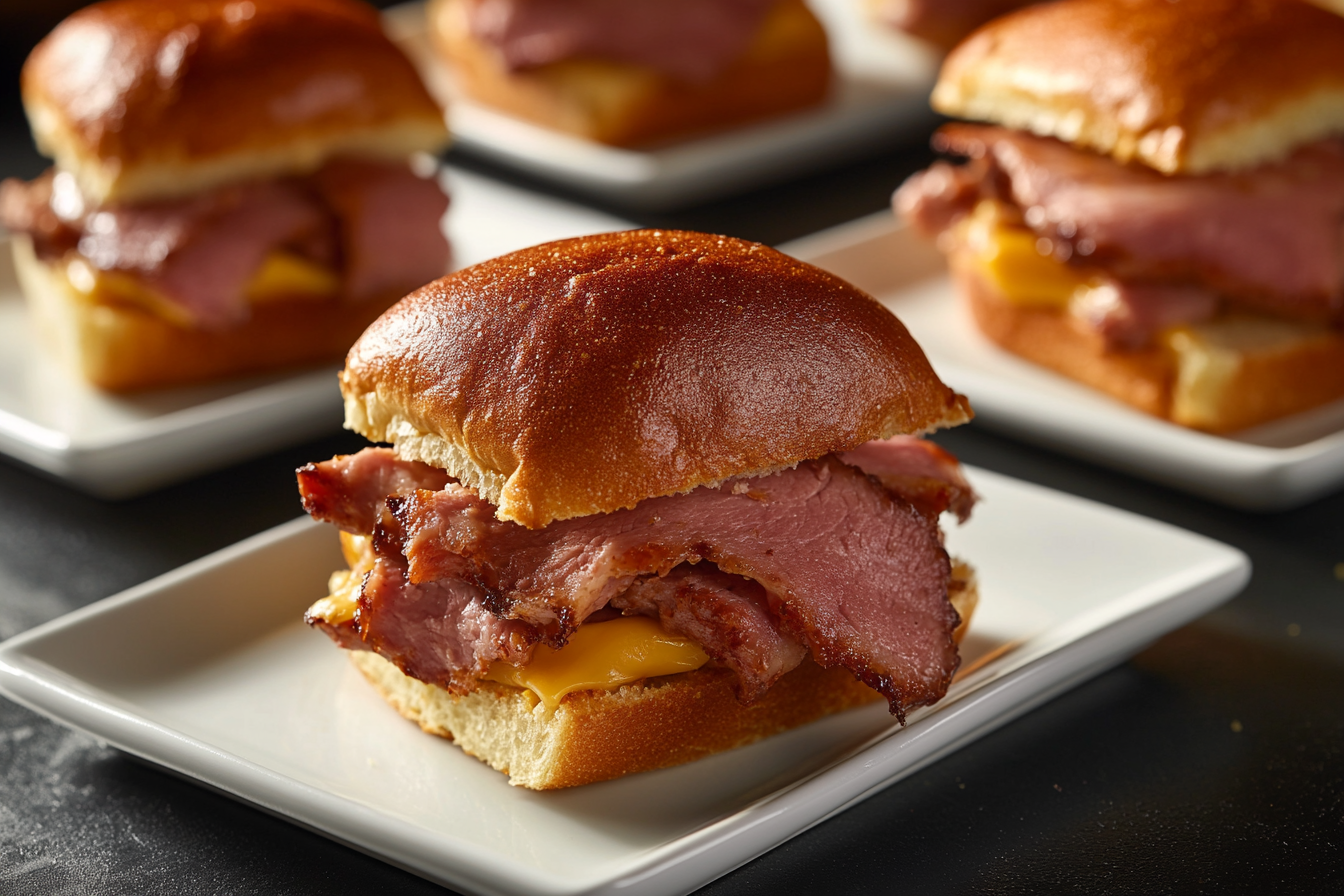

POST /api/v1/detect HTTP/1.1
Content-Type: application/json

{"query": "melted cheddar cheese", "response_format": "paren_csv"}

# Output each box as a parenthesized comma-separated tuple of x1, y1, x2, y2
(63, 250, 338, 324)
(959, 201, 1099, 308)
(308, 534, 711, 708)
(486, 617, 709, 710)
(307, 533, 372, 627)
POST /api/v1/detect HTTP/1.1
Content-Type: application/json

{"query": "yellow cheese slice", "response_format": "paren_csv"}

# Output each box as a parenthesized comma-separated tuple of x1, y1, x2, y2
(244, 251, 339, 304)
(307, 534, 373, 627)
(486, 616, 710, 709)
(63, 250, 338, 323)
(960, 201, 1096, 309)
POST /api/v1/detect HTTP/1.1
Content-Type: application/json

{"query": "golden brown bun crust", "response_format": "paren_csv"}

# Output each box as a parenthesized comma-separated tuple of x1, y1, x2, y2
(427, 0, 830, 146)
(14, 237, 397, 391)
(953, 262, 1344, 432)
(24, 0, 448, 203)
(934, 0, 1344, 174)
(342, 229, 972, 528)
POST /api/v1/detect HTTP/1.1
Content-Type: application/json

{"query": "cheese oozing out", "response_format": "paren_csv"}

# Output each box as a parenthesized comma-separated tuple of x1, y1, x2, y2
(486, 617, 710, 710)
(63, 249, 338, 325)
(307, 533, 711, 710)
(957, 200, 1100, 309)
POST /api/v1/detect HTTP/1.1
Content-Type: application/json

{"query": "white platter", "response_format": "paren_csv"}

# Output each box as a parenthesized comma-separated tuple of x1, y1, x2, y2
(782, 214, 1344, 511)
(384, 0, 940, 210)
(0, 166, 631, 498)
(0, 468, 1249, 896)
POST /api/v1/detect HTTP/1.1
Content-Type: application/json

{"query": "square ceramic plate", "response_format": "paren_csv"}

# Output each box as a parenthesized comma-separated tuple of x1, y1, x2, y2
(384, 0, 940, 210)
(0, 166, 631, 498)
(0, 468, 1249, 896)
(781, 214, 1344, 511)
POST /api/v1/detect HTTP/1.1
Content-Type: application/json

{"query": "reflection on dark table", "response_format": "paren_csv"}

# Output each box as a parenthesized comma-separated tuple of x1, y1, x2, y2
(0, 7, 1341, 892)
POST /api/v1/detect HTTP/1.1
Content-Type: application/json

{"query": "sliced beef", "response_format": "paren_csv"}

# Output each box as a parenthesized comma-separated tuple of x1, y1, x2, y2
(896, 124, 1344, 323)
(1, 159, 450, 329)
(466, 0, 778, 82)
(311, 159, 450, 300)
(81, 181, 333, 328)
(895, 156, 997, 242)
(387, 457, 959, 720)
(352, 554, 539, 692)
(1069, 281, 1220, 349)
(613, 565, 808, 702)
(840, 435, 976, 522)
(298, 448, 453, 535)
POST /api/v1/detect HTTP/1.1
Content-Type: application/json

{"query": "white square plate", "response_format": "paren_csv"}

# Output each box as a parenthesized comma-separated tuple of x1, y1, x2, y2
(0, 469, 1248, 896)
(384, 0, 941, 210)
(0, 167, 631, 498)
(781, 214, 1344, 510)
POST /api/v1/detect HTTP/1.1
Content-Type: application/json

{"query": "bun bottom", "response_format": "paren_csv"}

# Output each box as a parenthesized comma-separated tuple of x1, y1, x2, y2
(351, 652, 881, 790)
(953, 264, 1344, 433)
(429, 0, 831, 147)
(13, 238, 398, 392)
(345, 562, 978, 790)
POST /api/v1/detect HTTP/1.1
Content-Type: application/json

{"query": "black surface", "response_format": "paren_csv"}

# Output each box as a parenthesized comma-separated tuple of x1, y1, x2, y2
(0, 25, 1342, 893)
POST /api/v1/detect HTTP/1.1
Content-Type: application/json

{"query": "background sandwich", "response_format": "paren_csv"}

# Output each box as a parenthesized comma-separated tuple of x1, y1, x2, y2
(298, 229, 979, 789)
(0, 0, 451, 391)
(425, 0, 831, 146)
(896, 0, 1344, 432)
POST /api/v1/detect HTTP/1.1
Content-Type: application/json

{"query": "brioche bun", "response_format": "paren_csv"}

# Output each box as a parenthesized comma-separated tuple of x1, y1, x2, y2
(348, 561, 977, 790)
(23, 0, 449, 205)
(341, 229, 972, 528)
(426, 0, 830, 146)
(932, 0, 1344, 174)
(14, 236, 396, 392)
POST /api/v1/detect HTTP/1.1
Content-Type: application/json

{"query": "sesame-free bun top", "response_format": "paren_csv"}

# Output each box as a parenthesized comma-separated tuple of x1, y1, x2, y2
(24, 0, 449, 205)
(342, 229, 972, 529)
(932, 0, 1344, 175)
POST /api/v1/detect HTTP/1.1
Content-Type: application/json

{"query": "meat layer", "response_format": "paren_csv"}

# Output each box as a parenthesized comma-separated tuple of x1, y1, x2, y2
(301, 443, 973, 718)
(355, 554, 538, 692)
(896, 124, 1344, 325)
(465, 0, 778, 83)
(838, 435, 976, 522)
(0, 159, 450, 329)
(612, 566, 808, 703)
(298, 447, 451, 535)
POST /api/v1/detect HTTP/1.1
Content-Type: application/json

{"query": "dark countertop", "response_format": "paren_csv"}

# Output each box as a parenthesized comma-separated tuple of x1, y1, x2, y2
(1, 124, 1342, 895)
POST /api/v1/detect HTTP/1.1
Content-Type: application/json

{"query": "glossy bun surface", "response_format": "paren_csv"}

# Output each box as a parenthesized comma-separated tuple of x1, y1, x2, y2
(342, 229, 971, 528)
(25, 0, 448, 203)
(933, 0, 1344, 174)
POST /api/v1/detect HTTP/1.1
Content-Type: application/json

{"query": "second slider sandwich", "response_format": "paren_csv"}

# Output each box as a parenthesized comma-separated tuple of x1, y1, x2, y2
(426, 0, 831, 146)
(0, 0, 451, 391)
(298, 229, 978, 789)
(897, 0, 1344, 432)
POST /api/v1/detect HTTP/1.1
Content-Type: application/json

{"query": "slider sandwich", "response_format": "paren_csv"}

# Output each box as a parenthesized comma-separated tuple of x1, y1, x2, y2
(0, 0, 451, 391)
(298, 229, 979, 789)
(896, 0, 1344, 432)
(426, 0, 831, 146)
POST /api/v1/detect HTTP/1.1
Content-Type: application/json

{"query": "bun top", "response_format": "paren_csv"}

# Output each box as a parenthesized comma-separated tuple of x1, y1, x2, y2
(342, 229, 972, 529)
(24, 0, 448, 205)
(932, 0, 1344, 175)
